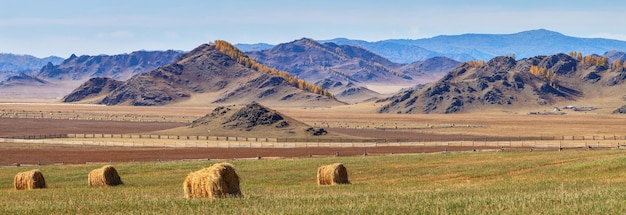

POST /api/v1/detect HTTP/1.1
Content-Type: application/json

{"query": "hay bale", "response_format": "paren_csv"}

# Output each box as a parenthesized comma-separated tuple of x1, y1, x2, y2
(14, 169, 47, 190)
(183, 162, 242, 199)
(88, 165, 123, 186)
(317, 163, 350, 185)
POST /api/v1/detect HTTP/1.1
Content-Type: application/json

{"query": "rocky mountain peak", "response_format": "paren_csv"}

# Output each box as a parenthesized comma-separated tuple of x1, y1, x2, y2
(378, 52, 621, 114)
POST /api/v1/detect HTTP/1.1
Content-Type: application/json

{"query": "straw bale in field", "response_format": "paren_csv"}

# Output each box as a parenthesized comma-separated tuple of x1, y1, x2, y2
(14, 169, 47, 190)
(184, 162, 242, 199)
(88, 165, 123, 186)
(317, 163, 350, 185)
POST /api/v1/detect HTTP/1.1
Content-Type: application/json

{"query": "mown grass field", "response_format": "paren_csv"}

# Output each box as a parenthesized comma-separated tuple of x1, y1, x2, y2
(2, 150, 626, 214)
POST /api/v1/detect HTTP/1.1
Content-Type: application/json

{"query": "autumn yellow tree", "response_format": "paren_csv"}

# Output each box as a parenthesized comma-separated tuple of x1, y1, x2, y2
(613, 60, 623, 70)
(214, 40, 335, 99)
(529, 65, 557, 87)
(466, 60, 484, 67)
(581, 55, 608, 67)
(577, 52, 583, 61)
(568, 51, 576, 58)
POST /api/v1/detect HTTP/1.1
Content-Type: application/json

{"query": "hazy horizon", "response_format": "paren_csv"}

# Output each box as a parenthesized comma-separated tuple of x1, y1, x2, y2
(2, 0, 626, 57)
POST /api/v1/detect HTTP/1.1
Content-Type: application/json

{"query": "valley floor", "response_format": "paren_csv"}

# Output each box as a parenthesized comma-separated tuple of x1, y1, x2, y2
(1, 101, 626, 167)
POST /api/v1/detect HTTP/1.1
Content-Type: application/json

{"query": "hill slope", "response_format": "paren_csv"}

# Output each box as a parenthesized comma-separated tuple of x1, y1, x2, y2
(64, 42, 341, 107)
(246, 38, 459, 102)
(379, 53, 626, 114)
(0, 50, 182, 99)
(38, 50, 183, 81)
(247, 38, 413, 84)
(159, 102, 341, 138)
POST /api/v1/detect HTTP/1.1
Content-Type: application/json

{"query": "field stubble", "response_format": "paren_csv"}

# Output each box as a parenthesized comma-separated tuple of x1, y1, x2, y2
(1, 151, 626, 214)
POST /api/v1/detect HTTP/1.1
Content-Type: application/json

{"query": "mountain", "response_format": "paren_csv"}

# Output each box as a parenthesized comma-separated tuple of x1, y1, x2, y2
(0, 50, 182, 99)
(0, 54, 64, 82)
(239, 29, 626, 63)
(235, 43, 274, 52)
(63, 42, 341, 107)
(38, 50, 183, 81)
(245, 38, 460, 103)
(378, 53, 626, 114)
(314, 79, 382, 104)
(0, 73, 47, 87)
(247, 38, 412, 83)
(158, 102, 342, 138)
(62, 77, 123, 103)
(0, 53, 64, 72)
(394, 29, 626, 61)
(400, 56, 462, 79)
(320, 38, 447, 63)
(604, 50, 626, 62)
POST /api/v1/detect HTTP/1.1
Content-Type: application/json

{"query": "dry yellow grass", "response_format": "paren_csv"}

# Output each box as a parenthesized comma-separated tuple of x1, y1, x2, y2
(3, 101, 626, 140)
(14, 169, 47, 190)
(88, 165, 123, 186)
(317, 163, 350, 185)
(183, 162, 242, 199)
(276, 105, 626, 137)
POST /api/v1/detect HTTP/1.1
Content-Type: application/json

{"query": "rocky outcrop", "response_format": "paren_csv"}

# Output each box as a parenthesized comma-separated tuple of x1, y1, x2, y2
(63, 77, 123, 102)
(38, 50, 182, 81)
(65, 43, 342, 106)
(222, 102, 288, 130)
(378, 53, 618, 114)
(613, 105, 626, 114)
(191, 102, 289, 131)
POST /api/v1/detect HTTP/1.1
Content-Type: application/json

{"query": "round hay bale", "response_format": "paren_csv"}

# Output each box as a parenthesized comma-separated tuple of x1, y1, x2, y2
(88, 165, 123, 186)
(14, 169, 47, 190)
(317, 163, 350, 185)
(183, 162, 242, 199)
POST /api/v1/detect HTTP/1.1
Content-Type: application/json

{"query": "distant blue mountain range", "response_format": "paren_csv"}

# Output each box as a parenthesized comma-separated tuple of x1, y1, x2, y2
(0, 54, 64, 72)
(237, 29, 626, 63)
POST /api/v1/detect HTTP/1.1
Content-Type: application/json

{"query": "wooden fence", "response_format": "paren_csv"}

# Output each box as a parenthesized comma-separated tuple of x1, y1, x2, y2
(1, 135, 625, 150)
(4, 133, 626, 143)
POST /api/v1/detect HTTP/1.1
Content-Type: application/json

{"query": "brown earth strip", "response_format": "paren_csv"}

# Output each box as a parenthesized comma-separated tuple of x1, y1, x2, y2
(0, 143, 500, 166)
(0, 118, 186, 137)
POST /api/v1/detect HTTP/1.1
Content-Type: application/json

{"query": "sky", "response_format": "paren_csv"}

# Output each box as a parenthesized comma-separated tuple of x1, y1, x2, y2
(2, 0, 626, 58)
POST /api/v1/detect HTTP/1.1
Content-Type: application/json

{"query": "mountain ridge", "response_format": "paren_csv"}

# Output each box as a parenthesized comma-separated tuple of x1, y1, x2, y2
(63, 42, 342, 107)
(0, 54, 64, 72)
(0, 50, 183, 99)
(378, 52, 626, 114)
(246, 38, 460, 103)
(236, 29, 626, 63)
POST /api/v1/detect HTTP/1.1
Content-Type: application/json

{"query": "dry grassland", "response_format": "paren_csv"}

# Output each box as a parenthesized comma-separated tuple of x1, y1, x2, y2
(2, 101, 626, 140)
(276, 103, 626, 138)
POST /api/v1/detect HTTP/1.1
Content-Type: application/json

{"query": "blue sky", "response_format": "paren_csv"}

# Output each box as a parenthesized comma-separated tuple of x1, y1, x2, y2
(2, 0, 625, 57)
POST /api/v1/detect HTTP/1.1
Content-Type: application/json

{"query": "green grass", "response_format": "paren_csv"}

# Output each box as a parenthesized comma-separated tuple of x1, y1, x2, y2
(2, 150, 626, 214)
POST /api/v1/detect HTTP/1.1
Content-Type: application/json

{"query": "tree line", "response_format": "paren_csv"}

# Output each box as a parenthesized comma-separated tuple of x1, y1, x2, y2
(529, 65, 558, 87)
(568, 51, 612, 68)
(527, 51, 626, 87)
(214, 40, 335, 99)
